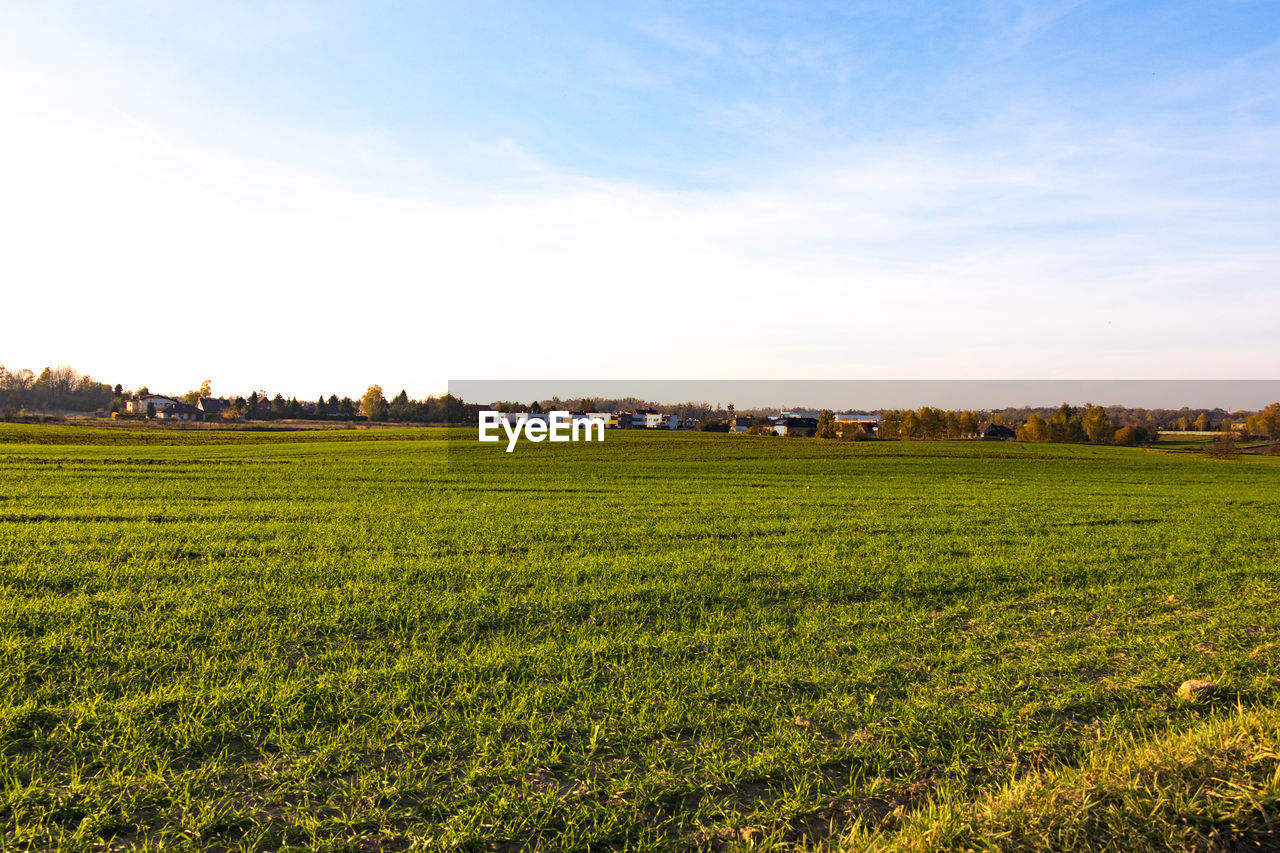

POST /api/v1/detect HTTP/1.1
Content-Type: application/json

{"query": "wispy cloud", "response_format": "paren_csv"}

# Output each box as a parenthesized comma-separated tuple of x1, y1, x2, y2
(1, 2, 1277, 395)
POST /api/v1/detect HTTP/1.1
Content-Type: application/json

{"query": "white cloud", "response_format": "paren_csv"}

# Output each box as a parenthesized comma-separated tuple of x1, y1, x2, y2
(1, 6, 1277, 398)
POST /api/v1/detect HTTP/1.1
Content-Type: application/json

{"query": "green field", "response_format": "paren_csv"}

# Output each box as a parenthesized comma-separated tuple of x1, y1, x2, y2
(2, 424, 1278, 851)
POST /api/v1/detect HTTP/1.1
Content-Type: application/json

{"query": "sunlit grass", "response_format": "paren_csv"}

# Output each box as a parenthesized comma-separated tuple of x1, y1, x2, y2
(1, 425, 1277, 850)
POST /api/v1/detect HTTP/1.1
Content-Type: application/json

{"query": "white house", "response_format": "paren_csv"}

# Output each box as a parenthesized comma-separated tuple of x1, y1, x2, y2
(126, 395, 179, 415)
(644, 413, 679, 429)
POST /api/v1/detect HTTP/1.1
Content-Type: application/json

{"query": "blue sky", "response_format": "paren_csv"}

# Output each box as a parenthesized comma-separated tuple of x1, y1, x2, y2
(2, 1, 1278, 396)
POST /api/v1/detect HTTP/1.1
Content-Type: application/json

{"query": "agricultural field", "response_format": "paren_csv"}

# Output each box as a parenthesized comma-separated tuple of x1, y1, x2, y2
(1, 423, 1278, 851)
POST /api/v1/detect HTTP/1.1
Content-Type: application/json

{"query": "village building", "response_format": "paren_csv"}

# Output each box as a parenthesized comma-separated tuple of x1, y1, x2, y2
(154, 402, 205, 422)
(125, 395, 179, 415)
(774, 416, 818, 437)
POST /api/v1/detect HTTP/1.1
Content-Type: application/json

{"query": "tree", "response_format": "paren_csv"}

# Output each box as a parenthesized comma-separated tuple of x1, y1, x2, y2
(1082, 405, 1116, 445)
(918, 407, 946, 439)
(1017, 413, 1048, 442)
(1194, 412, 1210, 432)
(727, 403, 736, 420)
(314, 395, 326, 417)
(339, 397, 356, 417)
(182, 380, 212, 406)
(389, 389, 414, 422)
(879, 411, 900, 440)
(900, 410, 921, 440)
(1206, 433, 1238, 459)
(271, 394, 288, 419)
(945, 410, 961, 438)
(815, 410, 838, 439)
(1114, 425, 1153, 446)
(361, 385, 388, 421)
(958, 411, 979, 437)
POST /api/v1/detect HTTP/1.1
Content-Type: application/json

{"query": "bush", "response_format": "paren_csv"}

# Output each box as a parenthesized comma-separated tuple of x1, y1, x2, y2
(1113, 426, 1153, 446)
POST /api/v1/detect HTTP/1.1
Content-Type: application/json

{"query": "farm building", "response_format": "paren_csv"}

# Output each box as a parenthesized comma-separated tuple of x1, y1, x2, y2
(982, 423, 1017, 440)
(774, 417, 818, 437)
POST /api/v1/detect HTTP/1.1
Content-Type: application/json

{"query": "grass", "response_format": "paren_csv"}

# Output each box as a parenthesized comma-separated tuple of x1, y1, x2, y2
(853, 704, 1279, 852)
(0, 423, 1277, 850)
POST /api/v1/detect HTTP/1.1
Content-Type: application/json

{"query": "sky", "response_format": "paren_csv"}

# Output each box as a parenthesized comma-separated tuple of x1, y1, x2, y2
(2, 0, 1278, 399)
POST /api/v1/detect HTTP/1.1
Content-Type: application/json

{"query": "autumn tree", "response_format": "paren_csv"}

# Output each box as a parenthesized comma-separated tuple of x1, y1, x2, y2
(900, 410, 921, 440)
(879, 411, 900, 440)
(361, 385, 388, 421)
(182, 380, 212, 406)
(1082, 405, 1116, 444)
(1017, 413, 1048, 442)
(816, 410, 838, 439)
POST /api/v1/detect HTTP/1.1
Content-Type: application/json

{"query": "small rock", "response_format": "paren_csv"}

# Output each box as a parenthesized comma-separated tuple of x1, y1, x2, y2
(1177, 679, 1216, 701)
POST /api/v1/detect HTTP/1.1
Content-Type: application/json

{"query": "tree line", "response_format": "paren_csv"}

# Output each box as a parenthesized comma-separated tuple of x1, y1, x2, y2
(0, 366, 115, 417)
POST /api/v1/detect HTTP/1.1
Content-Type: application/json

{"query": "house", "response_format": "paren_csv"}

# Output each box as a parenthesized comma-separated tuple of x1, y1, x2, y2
(155, 402, 205, 422)
(982, 423, 1017, 440)
(836, 413, 881, 436)
(126, 395, 179, 415)
(586, 412, 619, 428)
(198, 398, 228, 417)
(645, 412, 679, 430)
(729, 416, 753, 433)
(616, 411, 651, 429)
(774, 416, 818, 437)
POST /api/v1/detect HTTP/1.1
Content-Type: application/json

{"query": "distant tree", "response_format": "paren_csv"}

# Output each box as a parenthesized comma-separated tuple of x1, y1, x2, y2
(145, 401, 155, 419)
(270, 394, 288, 419)
(314, 395, 326, 417)
(945, 410, 961, 438)
(958, 411, 979, 437)
(726, 403, 736, 420)
(286, 397, 302, 418)
(918, 407, 946, 439)
(879, 411, 901, 440)
(1194, 412, 1210, 432)
(1047, 404, 1080, 443)
(1206, 433, 1238, 459)
(1065, 415, 1087, 443)
(328, 394, 341, 413)
(1082, 405, 1116, 445)
(361, 385, 388, 421)
(182, 380, 212, 406)
(113, 384, 123, 395)
(899, 410, 921, 440)
(529, 400, 544, 414)
(245, 392, 261, 421)
(389, 389, 414, 422)
(339, 397, 356, 417)
(1017, 413, 1049, 442)
(815, 410, 838, 439)
(1113, 425, 1153, 446)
